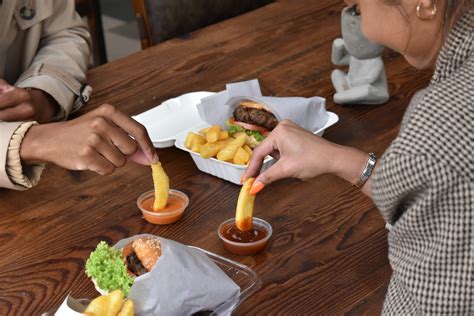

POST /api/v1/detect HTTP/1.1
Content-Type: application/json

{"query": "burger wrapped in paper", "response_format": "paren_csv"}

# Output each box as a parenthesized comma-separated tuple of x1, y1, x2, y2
(85, 234, 240, 315)
(226, 101, 278, 148)
(197, 80, 329, 140)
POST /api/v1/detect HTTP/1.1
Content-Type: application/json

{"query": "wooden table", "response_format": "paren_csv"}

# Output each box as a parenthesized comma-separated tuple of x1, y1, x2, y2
(0, 0, 432, 314)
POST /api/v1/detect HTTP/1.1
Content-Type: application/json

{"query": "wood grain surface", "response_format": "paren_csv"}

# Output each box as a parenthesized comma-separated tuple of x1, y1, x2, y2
(0, 0, 432, 314)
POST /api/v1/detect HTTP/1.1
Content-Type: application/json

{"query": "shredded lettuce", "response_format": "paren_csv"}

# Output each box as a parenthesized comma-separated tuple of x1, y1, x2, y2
(226, 119, 265, 142)
(85, 241, 134, 296)
(227, 123, 246, 135)
(247, 130, 265, 142)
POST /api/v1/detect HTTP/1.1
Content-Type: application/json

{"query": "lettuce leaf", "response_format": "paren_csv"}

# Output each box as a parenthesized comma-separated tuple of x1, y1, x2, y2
(226, 122, 245, 135)
(85, 241, 134, 296)
(247, 130, 265, 142)
(226, 120, 265, 142)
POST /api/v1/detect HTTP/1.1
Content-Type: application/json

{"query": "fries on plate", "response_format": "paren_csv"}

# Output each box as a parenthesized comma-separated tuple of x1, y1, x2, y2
(85, 290, 134, 316)
(185, 125, 253, 165)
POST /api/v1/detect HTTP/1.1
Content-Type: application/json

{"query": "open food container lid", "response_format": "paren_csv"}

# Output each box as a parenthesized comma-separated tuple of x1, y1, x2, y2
(133, 91, 214, 148)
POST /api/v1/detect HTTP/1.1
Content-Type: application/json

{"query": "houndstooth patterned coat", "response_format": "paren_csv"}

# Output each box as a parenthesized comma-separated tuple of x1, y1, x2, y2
(372, 10, 473, 315)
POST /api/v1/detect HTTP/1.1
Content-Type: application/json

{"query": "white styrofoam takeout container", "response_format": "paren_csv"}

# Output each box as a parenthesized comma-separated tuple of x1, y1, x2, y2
(133, 91, 213, 148)
(134, 92, 339, 185)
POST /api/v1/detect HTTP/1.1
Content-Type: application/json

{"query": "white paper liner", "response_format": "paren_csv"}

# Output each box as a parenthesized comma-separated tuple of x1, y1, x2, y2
(197, 79, 329, 132)
(113, 234, 240, 316)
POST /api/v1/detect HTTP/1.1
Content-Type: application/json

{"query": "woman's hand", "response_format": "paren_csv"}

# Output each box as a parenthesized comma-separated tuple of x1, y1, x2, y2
(20, 104, 158, 175)
(0, 80, 58, 123)
(242, 120, 371, 195)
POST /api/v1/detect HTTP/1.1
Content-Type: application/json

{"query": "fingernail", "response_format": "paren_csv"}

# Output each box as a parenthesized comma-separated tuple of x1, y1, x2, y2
(240, 173, 245, 185)
(249, 182, 265, 195)
(152, 153, 159, 163)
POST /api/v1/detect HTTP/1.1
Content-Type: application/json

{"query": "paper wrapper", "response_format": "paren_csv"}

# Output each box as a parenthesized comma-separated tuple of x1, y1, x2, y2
(197, 79, 329, 132)
(114, 234, 240, 315)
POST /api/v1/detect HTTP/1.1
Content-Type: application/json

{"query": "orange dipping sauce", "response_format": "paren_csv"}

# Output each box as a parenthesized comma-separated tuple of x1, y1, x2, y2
(137, 190, 189, 225)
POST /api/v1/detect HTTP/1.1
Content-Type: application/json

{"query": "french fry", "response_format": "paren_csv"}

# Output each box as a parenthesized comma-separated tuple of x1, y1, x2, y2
(151, 162, 169, 211)
(85, 290, 134, 316)
(200, 139, 229, 158)
(205, 125, 221, 143)
(190, 142, 203, 153)
(243, 145, 253, 157)
(235, 178, 256, 231)
(216, 133, 247, 162)
(199, 126, 211, 135)
(85, 290, 122, 316)
(185, 133, 206, 149)
(187, 126, 254, 164)
(233, 147, 251, 165)
(219, 131, 229, 140)
(118, 300, 134, 316)
(85, 295, 109, 316)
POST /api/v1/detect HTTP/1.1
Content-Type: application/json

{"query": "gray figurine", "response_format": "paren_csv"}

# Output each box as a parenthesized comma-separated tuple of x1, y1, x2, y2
(331, 6, 389, 105)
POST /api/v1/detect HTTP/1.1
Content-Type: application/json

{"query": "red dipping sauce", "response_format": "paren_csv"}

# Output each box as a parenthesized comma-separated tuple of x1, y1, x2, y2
(221, 224, 268, 243)
(218, 218, 272, 256)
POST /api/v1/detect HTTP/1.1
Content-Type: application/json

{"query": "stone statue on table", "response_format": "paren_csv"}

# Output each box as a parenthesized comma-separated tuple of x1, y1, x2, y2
(331, 6, 389, 105)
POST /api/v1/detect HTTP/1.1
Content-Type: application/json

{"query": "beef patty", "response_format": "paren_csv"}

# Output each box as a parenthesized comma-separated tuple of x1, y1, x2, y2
(126, 252, 148, 276)
(233, 105, 278, 131)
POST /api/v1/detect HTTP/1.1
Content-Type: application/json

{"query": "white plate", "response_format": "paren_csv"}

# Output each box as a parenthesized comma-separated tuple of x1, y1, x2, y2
(133, 91, 214, 148)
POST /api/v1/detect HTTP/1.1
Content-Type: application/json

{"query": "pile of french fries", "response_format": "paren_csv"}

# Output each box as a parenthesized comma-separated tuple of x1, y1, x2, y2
(185, 125, 253, 165)
(84, 290, 134, 316)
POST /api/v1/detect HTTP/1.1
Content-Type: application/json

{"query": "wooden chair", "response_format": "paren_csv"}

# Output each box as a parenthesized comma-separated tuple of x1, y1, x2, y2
(75, 0, 107, 66)
(132, 0, 273, 49)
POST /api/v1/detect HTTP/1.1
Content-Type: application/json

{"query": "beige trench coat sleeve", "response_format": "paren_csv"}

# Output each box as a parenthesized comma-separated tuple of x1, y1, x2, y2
(15, 0, 91, 120)
(0, 121, 44, 190)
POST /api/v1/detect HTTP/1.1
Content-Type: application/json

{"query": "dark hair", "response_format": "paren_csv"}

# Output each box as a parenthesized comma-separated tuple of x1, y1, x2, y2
(443, 0, 473, 30)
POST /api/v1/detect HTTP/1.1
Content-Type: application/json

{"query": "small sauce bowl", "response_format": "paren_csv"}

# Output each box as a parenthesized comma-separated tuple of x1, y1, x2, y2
(218, 217, 272, 255)
(137, 190, 189, 225)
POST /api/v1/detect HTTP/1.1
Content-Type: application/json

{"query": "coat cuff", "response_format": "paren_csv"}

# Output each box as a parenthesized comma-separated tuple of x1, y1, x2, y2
(15, 63, 92, 120)
(6, 122, 45, 190)
(16, 76, 72, 121)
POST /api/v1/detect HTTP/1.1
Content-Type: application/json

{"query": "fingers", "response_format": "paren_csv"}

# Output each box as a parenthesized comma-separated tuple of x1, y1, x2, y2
(0, 79, 14, 94)
(0, 87, 30, 110)
(128, 147, 154, 165)
(249, 159, 289, 194)
(241, 135, 275, 182)
(88, 116, 138, 156)
(85, 150, 116, 175)
(0, 103, 35, 121)
(86, 133, 127, 169)
(96, 104, 158, 164)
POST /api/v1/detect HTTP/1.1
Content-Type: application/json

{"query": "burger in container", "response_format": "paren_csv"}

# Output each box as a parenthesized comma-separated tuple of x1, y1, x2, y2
(134, 79, 338, 184)
(83, 234, 246, 315)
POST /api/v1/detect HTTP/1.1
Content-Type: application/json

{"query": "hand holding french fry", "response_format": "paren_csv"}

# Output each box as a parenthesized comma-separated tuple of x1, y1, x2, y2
(235, 178, 256, 231)
(151, 162, 169, 211)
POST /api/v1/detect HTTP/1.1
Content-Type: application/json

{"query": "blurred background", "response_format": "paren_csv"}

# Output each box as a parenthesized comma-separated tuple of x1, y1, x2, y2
(76, 0, 273, 67)
(100, 0, 140, 61)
